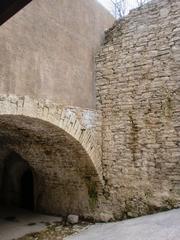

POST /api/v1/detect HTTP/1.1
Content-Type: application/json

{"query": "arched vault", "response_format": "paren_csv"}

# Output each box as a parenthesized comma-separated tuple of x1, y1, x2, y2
(0, 95, 102, 183)
(0, 95, 103, 216)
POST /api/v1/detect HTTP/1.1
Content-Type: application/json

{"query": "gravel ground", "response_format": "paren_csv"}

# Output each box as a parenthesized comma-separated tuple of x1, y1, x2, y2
(16, 223, 89, 240)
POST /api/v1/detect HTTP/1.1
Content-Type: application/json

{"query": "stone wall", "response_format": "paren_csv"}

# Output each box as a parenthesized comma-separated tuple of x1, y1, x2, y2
(96, 0, 180, 219)
(0, 0, 114, 109)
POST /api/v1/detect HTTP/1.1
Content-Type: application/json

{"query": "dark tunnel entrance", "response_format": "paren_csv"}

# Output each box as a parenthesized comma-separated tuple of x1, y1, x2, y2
(0, 151, 34, 211)
(21, 169, 34, 211)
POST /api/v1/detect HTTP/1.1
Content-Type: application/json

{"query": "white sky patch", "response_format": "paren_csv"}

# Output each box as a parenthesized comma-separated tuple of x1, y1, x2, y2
(97, 0, 144, 15)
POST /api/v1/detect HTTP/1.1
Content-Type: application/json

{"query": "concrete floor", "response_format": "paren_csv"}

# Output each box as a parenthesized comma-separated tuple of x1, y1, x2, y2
(0, 206, 63, 240)
(66, 209, 180, 240)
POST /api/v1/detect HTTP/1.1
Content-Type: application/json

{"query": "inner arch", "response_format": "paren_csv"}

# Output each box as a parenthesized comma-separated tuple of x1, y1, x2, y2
(21, 168, 34, 210)
(0, 151, 34, 211)
(0, 115, 101, 217)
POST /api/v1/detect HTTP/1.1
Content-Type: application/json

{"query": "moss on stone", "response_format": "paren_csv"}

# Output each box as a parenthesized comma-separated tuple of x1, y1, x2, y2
(128, 111, 139, 162)
(85, 177, 98, 210)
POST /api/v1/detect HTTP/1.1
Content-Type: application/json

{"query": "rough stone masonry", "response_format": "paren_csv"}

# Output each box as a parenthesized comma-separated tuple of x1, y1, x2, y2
(96, 0, 180, 219)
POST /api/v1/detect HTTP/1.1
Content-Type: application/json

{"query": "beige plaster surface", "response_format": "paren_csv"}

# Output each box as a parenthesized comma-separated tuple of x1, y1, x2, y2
(0, 0, 114, 108)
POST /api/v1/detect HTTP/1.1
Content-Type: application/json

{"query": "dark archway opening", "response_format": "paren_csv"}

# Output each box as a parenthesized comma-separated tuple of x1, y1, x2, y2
(21, 169, 34, 211)
(0, 151, 35, 211)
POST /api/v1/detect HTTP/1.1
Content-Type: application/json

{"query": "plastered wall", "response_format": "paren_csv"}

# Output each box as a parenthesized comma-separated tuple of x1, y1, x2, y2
(0, 0, 114, 108)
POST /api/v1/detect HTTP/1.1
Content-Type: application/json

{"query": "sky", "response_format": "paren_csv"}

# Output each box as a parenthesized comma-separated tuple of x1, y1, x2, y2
(97, 0, 145, 16)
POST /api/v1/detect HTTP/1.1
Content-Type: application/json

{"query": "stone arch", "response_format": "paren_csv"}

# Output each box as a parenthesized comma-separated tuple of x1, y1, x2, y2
(0, 95, 102, 182)
(0, 114, 103, 217)
(0, 95, 103, 218)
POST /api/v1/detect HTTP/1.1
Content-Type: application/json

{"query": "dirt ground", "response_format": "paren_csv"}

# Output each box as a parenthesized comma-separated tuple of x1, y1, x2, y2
(0, 206, 90, 240)
(16, 222, 89, 240)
